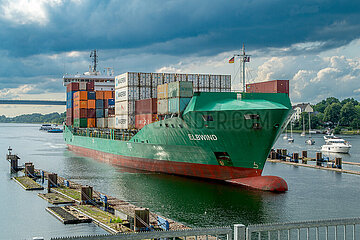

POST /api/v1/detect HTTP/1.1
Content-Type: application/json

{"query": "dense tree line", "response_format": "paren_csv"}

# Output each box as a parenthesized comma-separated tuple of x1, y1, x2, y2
(293, 97, 360, 131)
(0, 112, 66, 124)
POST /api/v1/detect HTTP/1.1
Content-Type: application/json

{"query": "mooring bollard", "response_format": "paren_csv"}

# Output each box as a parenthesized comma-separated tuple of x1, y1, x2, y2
(293, 153, 299, 163)
(335, 157, 342, 169)
(302, 151, 307, 164)
(316, 152, 322, 166)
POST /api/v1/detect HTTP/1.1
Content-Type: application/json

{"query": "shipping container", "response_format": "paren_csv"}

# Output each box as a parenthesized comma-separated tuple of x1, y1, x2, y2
(163, 73, 175, 84)
(157, 84, 168, 99)
(79, 82, 87, 91)
(140, 87, 151, 99)
(67, 82, 79, 92)
(87, 109, 96, 118)
(87, 91, 96, 100)
(96, 109, 104, 118)
(94, 81, 115, 91)
(245, 80, 289, 95)
(73, 100, 87, 109)
(73, 118, 87, 128)
(108, 117, 115, 129)
(108, 99, 115, 106)
(88, 99, 96, 109)
(97, 118, 108, 128)
(66, 100, 73, 109)
(199, 74, 210, 88)
(168, 81, 193, 98)
(66, 116, 73, 126)
(220, 75, 231, 89)
(210, 75, 220, 88)
(188, 74, 199, 88)
(151, 88, 157, 98)
(115, 101, 135, 115)
(115, 115, 135, 129)
(74, 91, 88, 101)
(151, 73, 163, 86)
(73, 108, 87, 118)
(96, 99, 104, 109)
(104, 91, 113, 99)
(135, 98, 157, 114)
(139, 73, 152, 87)
(66, 91, 75, 101)
(108, 108, 115, 117)
(66, 108, 73, 118)
(135, 114, 158, 129)
(168, 97, 192, 113)
(86, 81, 94, 91)
(157, 99, 168, 115)
(87, 118, 96, 128)
(115, 72, 139, 88)
(96, 91, 104, 99)
(176, 73, 187, 82)
(115, 87, 139, 102)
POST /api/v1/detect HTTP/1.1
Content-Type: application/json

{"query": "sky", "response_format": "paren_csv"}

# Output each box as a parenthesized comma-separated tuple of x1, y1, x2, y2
(0, 0, 360, 116)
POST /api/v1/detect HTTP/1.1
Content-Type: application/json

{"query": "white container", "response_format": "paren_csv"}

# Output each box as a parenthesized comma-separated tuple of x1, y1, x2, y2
(139, 73, 151, 87)
(115, 87, 139, 102)
(94, 86, 115, 91)
(168, 81, 193, 98)
(140, 87, 151, 99)
(221, 75, 231, 89)
(115, 101, 135, 115)
(163, 73, 175, 84)
(152, 73, 163, 86)
(215, 75, 221, 88)
(198, 87, 209, 92)
(199, 74, 210, 88)
(115, 115, 135, 129)
(176, 74, 187, 81)
(97, 118, 108, 128)
(157, 99, 168, 115)
(115, 72, 139, 88)
(79, 82, 87, 90)
(210, 75, 220, 88)
(108, 117, 115, 129)
(151, 87, 157, 98)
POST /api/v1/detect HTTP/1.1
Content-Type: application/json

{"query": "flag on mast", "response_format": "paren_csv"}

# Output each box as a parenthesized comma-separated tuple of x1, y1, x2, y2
(229, 57, 234, 63)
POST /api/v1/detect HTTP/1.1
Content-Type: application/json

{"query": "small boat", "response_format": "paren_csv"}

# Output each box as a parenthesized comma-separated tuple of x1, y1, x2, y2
(39, 124, 52, 131)
(321, 139, 351, 153)
(323, 133, 341, 143)
(305, 138, 315, 145)
(47, 128, 63, 133)
(288, 121, 294, 143)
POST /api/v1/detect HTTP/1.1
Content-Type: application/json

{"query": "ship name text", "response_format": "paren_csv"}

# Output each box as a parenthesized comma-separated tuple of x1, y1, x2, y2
(188, 134, 218, 141)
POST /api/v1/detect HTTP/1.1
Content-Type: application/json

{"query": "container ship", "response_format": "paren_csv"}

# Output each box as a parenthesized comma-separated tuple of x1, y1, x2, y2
(63, 50, 292, 192)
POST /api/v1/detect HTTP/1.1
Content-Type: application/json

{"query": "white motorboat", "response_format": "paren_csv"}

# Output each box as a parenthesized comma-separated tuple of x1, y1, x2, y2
(321, 139, 351, 153)
(323, 133, 341, 143)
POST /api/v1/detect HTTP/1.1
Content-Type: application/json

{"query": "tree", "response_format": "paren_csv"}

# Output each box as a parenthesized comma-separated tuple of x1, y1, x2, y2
(323, 103, 342, 125)
(339, 102, 357, 126)
(341, 98, 359, 107)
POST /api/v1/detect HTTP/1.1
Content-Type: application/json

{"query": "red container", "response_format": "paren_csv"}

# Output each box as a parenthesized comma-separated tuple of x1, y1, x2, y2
(73, 108, 87, 118)
(66, 108, 73, 118)
(135, 98, 157, 114)
(246, 80, 289, 95)
(87, 109, 96, 118)
(135, 114, 158, 129)
(66, 116, 73, 126)
(67, 82, 79, 92)
(87, 118, 96, 128)
(87, 81, 95, 91)
(108, 108, 115, 117)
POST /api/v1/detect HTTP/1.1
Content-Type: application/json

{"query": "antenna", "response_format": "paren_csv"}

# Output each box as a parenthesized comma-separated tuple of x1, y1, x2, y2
(90, 49, 98, 72)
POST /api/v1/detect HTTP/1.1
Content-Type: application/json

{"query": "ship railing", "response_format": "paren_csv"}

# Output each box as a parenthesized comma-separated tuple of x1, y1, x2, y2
(237, 217, 360, 240)
(71, 127, 138, 141)
(51, 226, 233, 240)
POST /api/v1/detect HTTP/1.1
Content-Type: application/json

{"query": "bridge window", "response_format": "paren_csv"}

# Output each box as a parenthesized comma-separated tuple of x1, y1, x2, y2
(244, 114, 260, 120)
(202, 115, 214, 121)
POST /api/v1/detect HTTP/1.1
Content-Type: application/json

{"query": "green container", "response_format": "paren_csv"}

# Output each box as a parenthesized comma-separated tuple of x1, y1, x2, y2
(168, 81, 193, 98)
(73, 118, 87, 128)
(168, 97, 192, 113)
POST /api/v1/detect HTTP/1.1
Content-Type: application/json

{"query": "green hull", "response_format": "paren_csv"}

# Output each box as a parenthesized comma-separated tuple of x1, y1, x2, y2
(64, 92, 291, 181)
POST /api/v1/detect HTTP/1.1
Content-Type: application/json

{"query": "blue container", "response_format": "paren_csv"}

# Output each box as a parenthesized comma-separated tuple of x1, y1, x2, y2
(66, 91, 75, 101)
(88, 91, 96, 100)
(66, 100, 73, 109)
(108, 99, 115, 106)
(96, 99, 104, 109)
(96, 109, 104, 118)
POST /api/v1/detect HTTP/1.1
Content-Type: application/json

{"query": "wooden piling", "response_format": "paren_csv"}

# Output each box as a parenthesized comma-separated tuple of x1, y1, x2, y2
(316, 152, 322, 166)
(293, 153, 299, 163)
(335, 157, 342, 169)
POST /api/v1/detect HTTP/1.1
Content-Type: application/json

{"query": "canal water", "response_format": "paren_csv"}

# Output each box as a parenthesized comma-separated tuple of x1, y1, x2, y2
(1, 123, 360, 239)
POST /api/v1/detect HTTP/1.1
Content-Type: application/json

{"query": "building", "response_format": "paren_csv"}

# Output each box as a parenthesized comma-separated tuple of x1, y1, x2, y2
(292, 103, 313, 121)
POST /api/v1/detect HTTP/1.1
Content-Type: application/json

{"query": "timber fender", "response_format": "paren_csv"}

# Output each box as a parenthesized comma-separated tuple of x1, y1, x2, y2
(225, 176, 288, 192)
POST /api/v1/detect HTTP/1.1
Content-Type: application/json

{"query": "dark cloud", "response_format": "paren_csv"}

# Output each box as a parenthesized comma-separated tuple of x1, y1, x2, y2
(1, 0, 360, 57)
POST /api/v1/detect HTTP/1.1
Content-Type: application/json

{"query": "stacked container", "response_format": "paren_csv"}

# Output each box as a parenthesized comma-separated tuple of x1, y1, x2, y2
(87, 91, 96, 128)
(167, 82, 193, 114)
(73, 91, 88, 128)
(135, 98, 158, 129)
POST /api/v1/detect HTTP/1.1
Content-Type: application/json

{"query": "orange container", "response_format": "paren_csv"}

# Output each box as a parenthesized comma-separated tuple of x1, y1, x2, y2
(104, 91, 113, 99)
(73, 91, 88, 101)
(87, 118, 96, 128)
(88, 99, 96, 109)
(74, 100, 87, 109)
(96, 91, 104, 99)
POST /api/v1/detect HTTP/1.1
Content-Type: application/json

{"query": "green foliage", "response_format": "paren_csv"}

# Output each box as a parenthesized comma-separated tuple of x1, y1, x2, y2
(339, 102, 357, 126)
(334, 126, 341, 134)
(110, 217, 123, 223)
(0, 112, 65, 124)
(323, 103, 341, 124)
